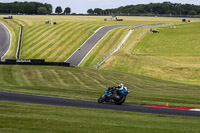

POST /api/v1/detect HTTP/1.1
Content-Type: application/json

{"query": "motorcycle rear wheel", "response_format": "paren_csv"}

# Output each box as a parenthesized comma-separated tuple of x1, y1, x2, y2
(114, 95, 126, 105)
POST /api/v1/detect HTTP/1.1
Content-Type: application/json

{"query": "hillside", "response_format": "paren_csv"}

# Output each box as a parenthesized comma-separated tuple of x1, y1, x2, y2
(0, 65, 200, 108)
(97, 22, 200, 84)
(0, 15, 181, 61)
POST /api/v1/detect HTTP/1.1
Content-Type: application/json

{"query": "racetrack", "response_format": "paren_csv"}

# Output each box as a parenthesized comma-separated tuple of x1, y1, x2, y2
(0, 22, 11, 58)
(65, 24, 140, 66)
(0, 91, 200, 117)
(65, 23, 181, 66)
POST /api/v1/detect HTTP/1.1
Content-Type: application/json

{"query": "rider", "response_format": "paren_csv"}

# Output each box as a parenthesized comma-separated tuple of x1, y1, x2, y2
(108, 83, 127, 99)
(116, 83, 127, 90)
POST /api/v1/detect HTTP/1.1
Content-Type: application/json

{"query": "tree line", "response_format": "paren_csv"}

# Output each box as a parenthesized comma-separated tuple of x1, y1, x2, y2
(55, 6, 71, 15)
(87, 2, 200, 16)
(1, 1, 199, 16)
(0, 2, 52, 14)
(0, 2, 71, 15)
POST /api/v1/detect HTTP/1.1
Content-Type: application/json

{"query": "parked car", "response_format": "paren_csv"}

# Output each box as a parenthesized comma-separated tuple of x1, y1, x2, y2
(3, 16, 13, 19)
(150, 29, 159, 33)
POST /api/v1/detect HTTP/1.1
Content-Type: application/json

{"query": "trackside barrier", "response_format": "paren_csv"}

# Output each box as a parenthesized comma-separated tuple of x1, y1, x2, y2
(16, 24, 23, 59)
(94, 23, 183, 69)
(129, 23, 183, 30)
(94, 29, 133, 69)
(0, 59, 70, 67)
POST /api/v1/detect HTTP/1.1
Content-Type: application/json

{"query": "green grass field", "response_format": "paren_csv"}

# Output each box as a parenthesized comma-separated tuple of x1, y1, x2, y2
(98, 22, 200, 84)
(0, 101, 200, 133)
(0, 65, 200, 108)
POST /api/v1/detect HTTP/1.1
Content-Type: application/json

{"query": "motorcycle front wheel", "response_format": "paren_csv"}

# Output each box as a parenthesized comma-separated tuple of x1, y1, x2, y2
(98, 95, 105, 103)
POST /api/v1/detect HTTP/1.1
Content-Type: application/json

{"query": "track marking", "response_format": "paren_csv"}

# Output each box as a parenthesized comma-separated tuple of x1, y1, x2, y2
(65, 26, 104, 63)
(144, 105, 194, 110)
(190, 109, 200, 112)
(0, 22, 12, 59)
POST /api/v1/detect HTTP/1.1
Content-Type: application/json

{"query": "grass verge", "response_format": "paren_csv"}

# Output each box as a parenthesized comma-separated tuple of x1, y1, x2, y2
(0, 101, 200, 133)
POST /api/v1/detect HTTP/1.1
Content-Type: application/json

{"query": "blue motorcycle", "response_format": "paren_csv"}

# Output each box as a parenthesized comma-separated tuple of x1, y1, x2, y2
(98, 87, 130, 105)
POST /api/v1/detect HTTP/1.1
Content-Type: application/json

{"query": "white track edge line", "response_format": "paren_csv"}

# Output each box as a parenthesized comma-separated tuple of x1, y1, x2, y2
(190, 109, 200, 112)
(65, 26, 104, 62)
(0, 22, 12, 59)
(77, 28, 113, 66)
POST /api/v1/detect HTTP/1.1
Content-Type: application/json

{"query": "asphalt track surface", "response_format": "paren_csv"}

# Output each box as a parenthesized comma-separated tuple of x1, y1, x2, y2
(65, 24, 140, 66)
(0, 91, 200, 117)
(0, 23, 10, 58)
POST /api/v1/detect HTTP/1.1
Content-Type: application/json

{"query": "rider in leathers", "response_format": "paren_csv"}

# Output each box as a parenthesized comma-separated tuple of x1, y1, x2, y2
(108, 83, 127, 99)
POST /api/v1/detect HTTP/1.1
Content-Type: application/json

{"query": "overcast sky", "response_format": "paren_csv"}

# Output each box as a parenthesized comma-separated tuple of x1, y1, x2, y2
(0, 0, 199, 13)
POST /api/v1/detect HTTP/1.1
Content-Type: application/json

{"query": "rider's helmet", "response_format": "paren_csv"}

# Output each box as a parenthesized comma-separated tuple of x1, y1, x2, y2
(118, 83, 125, 90)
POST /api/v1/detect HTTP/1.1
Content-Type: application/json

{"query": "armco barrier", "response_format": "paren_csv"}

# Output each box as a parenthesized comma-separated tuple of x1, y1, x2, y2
(0, 59, 70, 67)
(16, 24, 23, 59)
(94, 29, 133, 68)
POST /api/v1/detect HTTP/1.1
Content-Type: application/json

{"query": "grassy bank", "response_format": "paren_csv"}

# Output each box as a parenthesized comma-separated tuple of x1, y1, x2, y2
(0, 101, 200, 133)
(0, 65, 200, 108)
(99, 22, 200, 84)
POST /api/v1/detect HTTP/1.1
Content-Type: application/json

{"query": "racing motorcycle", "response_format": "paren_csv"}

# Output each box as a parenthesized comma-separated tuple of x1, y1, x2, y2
(98, 87, 130, 105)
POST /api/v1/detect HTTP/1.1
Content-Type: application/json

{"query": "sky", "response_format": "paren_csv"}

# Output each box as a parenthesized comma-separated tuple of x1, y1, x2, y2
(0, 0, 199, 13)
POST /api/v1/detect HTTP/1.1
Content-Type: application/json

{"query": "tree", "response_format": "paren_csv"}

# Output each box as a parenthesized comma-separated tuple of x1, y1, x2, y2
(55, 6, 62, 14)
(64, 7, 71, 15)
(37, 7, 48, 15)
(87, 9, 94, 15)
(94, 8, 102, 15)
(44, 3, 53, 14)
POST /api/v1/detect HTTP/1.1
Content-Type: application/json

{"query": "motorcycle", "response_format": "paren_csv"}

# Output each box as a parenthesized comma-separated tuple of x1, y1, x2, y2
(98, 87, 130, 105)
